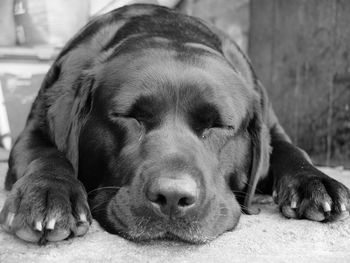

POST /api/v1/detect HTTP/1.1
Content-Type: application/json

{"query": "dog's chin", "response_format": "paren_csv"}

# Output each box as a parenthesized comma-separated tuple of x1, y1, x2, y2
(124, 231, 213, 244)
(107, 215, 236, 244)
(91, 196, 212, 243)
(118, 226, 216, 244)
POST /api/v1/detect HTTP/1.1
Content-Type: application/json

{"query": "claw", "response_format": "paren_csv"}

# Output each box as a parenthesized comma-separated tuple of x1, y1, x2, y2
(46, 218, 56, 230)
(340, 203, 346, 212)
(79, 213, 87, 222)
(6, 212, 15, 227)
(322, 202, 331, 212)
(272, 190, 278, 203)
(34, 221, 43, 232)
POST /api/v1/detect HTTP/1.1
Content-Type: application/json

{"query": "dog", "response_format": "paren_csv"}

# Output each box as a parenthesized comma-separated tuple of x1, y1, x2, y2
(1, 4, 349, 244)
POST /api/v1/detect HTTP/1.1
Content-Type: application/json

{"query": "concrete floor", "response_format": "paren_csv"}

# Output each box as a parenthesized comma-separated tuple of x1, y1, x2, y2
(0, 148, 349, 262)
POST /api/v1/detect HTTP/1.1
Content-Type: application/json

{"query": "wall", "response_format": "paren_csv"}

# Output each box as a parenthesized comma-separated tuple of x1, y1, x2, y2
(249, 0, 350, 167)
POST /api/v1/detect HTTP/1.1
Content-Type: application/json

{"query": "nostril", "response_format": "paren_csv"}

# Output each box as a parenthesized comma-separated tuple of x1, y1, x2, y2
(146, 176, 199, 216)
(150, 193, 196, 208)
(178, 196, 195, 207)
(154, 194, 167, 206)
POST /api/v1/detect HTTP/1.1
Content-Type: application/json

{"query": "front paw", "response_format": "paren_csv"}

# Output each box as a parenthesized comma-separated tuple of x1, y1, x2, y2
(0, 173, 92, 244)
(274, 169, 350, 222)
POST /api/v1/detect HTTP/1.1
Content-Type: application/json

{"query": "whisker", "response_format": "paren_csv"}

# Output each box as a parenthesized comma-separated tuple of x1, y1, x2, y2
(87, 186, 121, 195)
(90, 200, 112, 213)
(231, 183, 266, 195)
(231, 190, 247, 194)
(90, 207, 107, 214)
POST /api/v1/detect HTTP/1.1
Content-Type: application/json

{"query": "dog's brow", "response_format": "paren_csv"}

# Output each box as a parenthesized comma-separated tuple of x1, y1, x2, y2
(129, 95, 162, 115)
(110, 90, 142, 115)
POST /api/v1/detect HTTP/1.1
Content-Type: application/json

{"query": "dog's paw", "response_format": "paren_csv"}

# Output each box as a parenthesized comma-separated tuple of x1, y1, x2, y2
(0, 173, 92, 244)
(274, 170, 350, 222)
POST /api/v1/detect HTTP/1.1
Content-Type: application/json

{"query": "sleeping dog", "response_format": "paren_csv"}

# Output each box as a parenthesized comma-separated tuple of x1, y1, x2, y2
(1, 4, 349, 244)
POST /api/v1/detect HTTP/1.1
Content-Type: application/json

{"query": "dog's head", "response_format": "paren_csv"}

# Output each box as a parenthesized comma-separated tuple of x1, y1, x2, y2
(46, 7, 270, 242)
(66, 35, 269, 243)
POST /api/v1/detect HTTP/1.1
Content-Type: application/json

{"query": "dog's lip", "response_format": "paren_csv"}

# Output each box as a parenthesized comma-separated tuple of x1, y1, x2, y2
(159, 231, 208, 244)
(109, 190, 238, 243)
(127, 227, 210, 244)
(111, 210, 209, 243)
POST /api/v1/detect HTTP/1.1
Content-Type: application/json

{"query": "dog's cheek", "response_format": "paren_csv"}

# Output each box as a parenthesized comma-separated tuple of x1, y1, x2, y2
(79, 118, 119, 184)
(202, 128, 231, 155)
(218, 134, 251, 191)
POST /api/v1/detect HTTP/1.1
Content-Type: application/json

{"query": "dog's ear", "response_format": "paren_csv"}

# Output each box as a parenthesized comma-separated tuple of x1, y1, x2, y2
(221, 39, 255, 90)
(201, 22, 256, 88)
(47, 70, 96, 175)
(243, 103, 270, 214)
(214, 29, 271, 214)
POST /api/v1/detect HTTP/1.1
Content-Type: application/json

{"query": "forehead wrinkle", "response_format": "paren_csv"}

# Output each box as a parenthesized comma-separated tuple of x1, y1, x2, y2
(109, 55, 213, 114)
(104, 50, 254, 128)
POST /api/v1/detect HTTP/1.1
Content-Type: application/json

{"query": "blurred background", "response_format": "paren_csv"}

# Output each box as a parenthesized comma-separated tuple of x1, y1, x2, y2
(0, 0, 349, 168)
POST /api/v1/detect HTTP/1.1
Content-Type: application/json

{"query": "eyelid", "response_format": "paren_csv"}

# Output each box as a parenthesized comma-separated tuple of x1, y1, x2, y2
(216, 125, 234, 131)
(201, 125, 235, 140)
(109, 112, 149, 128)
(109, 112, 133, 122)
(109, 112, 124, 119)
(223, 125, 234, 130)
(214, 125, 235, 135)
(201, 125, 234, 134)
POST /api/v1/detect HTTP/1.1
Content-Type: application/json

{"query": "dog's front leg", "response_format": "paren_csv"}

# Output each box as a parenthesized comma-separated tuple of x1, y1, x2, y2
(0, 127, 91, 244)
(268, 126, 350, 222)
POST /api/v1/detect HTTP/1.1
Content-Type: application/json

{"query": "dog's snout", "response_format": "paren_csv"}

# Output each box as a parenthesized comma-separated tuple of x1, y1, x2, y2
(146, 176, 198, 218)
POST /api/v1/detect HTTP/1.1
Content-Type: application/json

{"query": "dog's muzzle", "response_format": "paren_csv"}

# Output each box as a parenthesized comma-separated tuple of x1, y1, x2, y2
(145, 173, 199, 219)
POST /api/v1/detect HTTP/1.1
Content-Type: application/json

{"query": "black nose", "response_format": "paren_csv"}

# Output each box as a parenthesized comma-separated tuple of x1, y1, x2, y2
(146, 175, 198, 218)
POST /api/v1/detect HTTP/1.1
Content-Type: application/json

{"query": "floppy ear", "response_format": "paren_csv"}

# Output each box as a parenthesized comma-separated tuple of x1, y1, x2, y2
(199, 21, 256, 88)
(212, 28, 271, 214)
(243, 104, 271, 214)
(47, 71, 96, 176)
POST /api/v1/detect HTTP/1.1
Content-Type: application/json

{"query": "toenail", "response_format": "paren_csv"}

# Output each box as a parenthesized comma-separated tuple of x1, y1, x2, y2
(35, 221, 43, 231)
(79, 213, 87, 222)
(323, 202, 331, 212)
(46, 218, 56, 230)
(6, 212, 15, 227)
(340, 203, 346, 212)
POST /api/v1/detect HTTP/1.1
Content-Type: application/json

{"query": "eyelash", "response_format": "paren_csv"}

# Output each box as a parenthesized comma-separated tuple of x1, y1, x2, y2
(111, 112, 234, 136)
(200, 125, 235, 139)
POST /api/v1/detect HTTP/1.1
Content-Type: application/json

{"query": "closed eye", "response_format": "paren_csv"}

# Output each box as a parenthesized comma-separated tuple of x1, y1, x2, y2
(126, 95, 164, 130)
(109, 95, 164, 130)
(109, 112, 129, 120)
(108, 112, 149, 127)
(200, 124, 235, 140)
(222, 125, 235, 131)
(189, 102, 233, 135)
